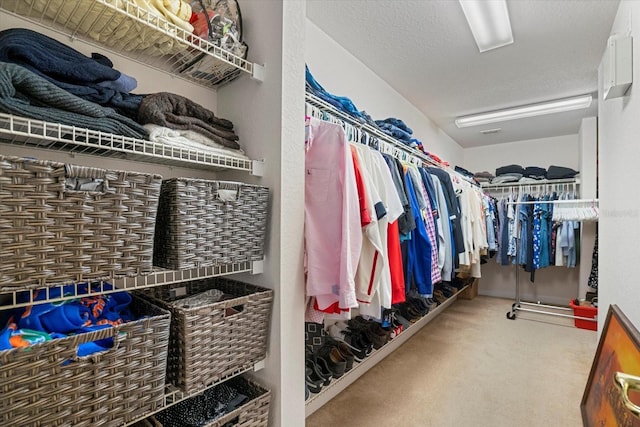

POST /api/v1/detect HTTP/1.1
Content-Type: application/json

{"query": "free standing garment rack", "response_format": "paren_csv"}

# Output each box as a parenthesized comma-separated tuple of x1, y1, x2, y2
(481, 179, 599, 324)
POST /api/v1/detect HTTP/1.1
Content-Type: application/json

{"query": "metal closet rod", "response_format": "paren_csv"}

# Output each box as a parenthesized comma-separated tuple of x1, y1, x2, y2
(305, 93, 435, 167)
(505, 198, 599, 206)
(304, 91, 475, 185)
(481, 177, 580, 189)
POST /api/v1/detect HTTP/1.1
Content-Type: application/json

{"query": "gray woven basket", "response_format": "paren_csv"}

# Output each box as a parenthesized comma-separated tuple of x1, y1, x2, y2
(141, 278, 273, 394)
(0, 295, 171, 426)
(0, 155, 162, 290)
(147, 376, 270, 427)
(153, 178, 269, 270)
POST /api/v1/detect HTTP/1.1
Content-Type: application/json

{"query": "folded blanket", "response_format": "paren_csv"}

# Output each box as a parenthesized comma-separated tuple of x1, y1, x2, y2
(6, 0, 188, 56)
(145, 124, 249, 160)
(138, 92, 240, 149)
(0, 62, 148, 140)
(0, 28, 142, 118)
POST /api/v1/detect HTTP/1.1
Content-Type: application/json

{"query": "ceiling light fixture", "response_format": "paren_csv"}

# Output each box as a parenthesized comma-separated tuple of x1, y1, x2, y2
(455, 95, 593, 128)
(459, 0, 513, 52)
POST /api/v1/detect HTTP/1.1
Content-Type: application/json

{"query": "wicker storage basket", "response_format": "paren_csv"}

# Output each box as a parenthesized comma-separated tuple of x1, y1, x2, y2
(142, 278, 273, 394)
(0, 295, 171, 427)
(153, 178, 268, 270)
(0, 155, 162, 290)
(152, 376, 270, 427)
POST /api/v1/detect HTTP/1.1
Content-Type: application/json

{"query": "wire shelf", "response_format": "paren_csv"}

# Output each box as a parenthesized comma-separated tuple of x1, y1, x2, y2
(0, 113, 255, 172)
(0, 261, 254, 309)
(0, 0, 258, 88)
(480, 177, 580, 189)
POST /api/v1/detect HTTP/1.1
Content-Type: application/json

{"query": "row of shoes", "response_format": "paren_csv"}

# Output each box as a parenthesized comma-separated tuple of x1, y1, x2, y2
(394, 296, 437, 323)
(305, 281, 467, 399)
(305, 316, 399, 398)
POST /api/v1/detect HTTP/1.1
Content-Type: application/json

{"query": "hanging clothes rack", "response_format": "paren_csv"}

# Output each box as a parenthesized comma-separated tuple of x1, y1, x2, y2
(481, 179, 599, 324)
(305, 91, 478, 184)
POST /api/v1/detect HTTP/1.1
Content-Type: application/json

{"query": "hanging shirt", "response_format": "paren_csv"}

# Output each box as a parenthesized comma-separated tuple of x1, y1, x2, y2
(431, 174, 453, 281)
(304, 118, 362, 312)
(403, 168, 434, 296)
(427, 168, 464, 260)
(408, 166, 441, 286)
(357, 148, 404, 318)
(350, 145, 385, 306)
(390, 157, 416, 237)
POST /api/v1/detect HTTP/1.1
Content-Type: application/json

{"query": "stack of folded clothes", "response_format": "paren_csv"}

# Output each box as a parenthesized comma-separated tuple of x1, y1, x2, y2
(547, 165, 579, 179)
(306, 64, 368, 121)
(0, 61, 149, 139)
(375, 117, 414, 145)
(492, 164, 525, 184)
(138, 92, 242, 151)
(0, 283, 135, 357)
(491, 164, 580, 184)
(474, 171, 495, 184)
(0, 28, 143, 119)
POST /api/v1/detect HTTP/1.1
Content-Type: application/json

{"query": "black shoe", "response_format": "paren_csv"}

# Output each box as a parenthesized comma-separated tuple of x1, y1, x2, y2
(306, 349, 332, 387)
(316, 342, 347, 379)
(396, 302, 422, 323)
(441, 284, 456, 298)
(305, 380, 311, 400)
(327, 324, 372, 362)
(407, 297, 430, 316)
(348, 317, 391, 350)
(305, 361, 324, 393)
(325, 337, 355, 371)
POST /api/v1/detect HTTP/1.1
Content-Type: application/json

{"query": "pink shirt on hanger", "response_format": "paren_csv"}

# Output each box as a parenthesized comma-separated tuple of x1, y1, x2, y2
(305, 118, 362, 312)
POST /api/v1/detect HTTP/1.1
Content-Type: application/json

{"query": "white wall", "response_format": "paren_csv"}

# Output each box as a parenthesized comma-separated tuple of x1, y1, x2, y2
(305, 19, 464, 167)
(578, 117, 598, 300)
(598, 0, 640, 331)
(463, 134, 579, 176)
(463, 134, 581, 304)
(218, 2, 306, 427)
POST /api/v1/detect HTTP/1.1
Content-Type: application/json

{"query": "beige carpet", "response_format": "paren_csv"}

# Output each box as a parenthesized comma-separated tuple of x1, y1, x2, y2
(306, 296, 598, 427)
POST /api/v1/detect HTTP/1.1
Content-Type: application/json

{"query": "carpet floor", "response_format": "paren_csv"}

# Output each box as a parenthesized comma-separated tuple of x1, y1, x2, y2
(305, 296, 598, 427)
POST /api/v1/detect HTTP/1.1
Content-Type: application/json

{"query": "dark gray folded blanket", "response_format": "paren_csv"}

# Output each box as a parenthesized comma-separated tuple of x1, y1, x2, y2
(0, 62, 148, 140)
(138, 92, 240, 150)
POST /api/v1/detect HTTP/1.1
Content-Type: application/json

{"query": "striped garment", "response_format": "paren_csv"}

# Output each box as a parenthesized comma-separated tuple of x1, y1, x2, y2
(0, 62, 148, 139)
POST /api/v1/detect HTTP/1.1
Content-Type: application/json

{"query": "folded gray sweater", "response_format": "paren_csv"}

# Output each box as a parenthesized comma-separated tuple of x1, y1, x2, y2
(138, 92, 240, 150)
(0, 62, 148, 139)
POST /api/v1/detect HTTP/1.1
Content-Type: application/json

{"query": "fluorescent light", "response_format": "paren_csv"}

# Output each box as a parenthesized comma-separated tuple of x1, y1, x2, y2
(459, 0, 513, 52)
(455, 95, 593, 128)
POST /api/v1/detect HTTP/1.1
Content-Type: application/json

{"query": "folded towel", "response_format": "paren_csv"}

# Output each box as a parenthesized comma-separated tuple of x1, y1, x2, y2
(0, 62, 148, 139)
(145, 124, 249, 159)
(138, 92, 240, 149)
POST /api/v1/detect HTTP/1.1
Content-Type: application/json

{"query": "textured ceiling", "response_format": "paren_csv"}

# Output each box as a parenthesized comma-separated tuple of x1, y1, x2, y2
(306, 0, 619, 148)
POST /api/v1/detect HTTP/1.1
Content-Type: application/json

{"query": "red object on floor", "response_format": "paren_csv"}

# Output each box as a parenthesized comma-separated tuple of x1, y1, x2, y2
(569, 300, 598, 331)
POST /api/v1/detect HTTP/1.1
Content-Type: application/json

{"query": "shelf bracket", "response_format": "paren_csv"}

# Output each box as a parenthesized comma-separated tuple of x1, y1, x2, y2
(253, 359, 266, 372)
(251, 159, 265, 177)
(251, 63, 266, 82)
(251, 259, 265, 275)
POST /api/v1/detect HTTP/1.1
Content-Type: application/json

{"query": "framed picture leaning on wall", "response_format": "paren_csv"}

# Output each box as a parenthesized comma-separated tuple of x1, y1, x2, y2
(582, 304, 640, 427)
